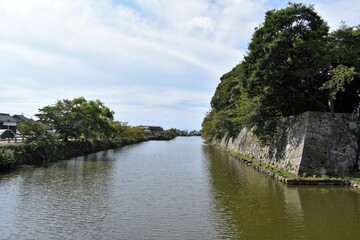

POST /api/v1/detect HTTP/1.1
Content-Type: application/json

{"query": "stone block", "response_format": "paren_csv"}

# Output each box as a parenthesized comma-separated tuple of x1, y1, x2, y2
(349, 122, 358, 131)
(217, 111, 358, 177)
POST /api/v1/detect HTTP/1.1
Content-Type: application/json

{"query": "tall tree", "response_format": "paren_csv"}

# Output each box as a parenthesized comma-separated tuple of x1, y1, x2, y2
(246, 2, 329, 116)
(36, 97, 115, 141)
(321, 24, 360, 112)
(202, 3, 360, 142)
(320, 64, 356, 113)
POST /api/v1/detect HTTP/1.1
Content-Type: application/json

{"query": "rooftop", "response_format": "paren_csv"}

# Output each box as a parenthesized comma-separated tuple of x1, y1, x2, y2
(0, 113, 17, 122)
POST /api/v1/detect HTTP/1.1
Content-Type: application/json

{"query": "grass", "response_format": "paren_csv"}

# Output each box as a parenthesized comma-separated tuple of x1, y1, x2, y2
(214, 144, 297, 179)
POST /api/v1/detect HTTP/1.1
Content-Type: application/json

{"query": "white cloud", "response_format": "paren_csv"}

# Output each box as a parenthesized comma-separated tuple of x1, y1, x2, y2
(0, 43, 79, 67)
(186, 16, 214, 31)
(0, 0, 359, 129)
(288, 0, 360, 30)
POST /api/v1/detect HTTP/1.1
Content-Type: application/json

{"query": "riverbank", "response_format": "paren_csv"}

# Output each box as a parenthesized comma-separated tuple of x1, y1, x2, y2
(212, 143, 360, 189)
(0, 135, 175, 173)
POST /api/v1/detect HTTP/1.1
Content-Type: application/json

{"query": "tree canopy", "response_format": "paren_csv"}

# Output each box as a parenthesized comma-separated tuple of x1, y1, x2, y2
(34, 97, 176, 143)
(12, 97, 178, 163)
(36, 97, 115, 141)
(202, 3, 360, 142)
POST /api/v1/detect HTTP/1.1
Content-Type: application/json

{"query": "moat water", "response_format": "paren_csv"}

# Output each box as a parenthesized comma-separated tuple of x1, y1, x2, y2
(1, 137, 360, 239)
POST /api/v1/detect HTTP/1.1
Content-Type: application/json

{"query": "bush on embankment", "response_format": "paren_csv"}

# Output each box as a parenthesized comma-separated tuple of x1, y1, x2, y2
(0, 97, 180, 172)
(0, 133, 176, 172)
(0, 148, 17, 168)
(0, 138, 141, 171)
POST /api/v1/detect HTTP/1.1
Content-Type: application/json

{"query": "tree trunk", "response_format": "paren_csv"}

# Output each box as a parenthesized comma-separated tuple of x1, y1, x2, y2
(328, 94, 335, 114)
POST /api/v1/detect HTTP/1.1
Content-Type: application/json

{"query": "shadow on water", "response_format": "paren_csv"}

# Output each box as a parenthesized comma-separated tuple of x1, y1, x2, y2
(202, 144, 360, 240)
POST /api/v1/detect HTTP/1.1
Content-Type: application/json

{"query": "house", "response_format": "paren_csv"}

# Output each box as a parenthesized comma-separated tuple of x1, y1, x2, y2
(0, 113, 31, 133)
(0, 113, 17, 132)
(140, 126, 164, 133)
(12, 114, 32, 123)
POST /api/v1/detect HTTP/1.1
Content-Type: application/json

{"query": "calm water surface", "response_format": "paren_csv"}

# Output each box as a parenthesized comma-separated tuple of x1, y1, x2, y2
(1, 137, 360, 239)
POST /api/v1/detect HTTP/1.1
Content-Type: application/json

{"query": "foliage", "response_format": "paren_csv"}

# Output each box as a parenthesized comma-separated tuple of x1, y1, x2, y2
(122, 126, 148, 142)
(18, 120, 52, 141)
(201, 110, 215, 142)
(111, 121, 130, 140)
(164, 128, 177, 138)
(2, 97, 172, 167)
(321, 175, 331, 180)
(320, 65, 356, 100)
(202, 3, 360, 143)
(322, 24, 360, 112)
(36, 97, 115, 141)
(16, 120, 65, 162)
(25, 131, 65, 162)
(0, 149, 15, 165)
(202, 110, 233, 142)
(243, 2, 329, 138)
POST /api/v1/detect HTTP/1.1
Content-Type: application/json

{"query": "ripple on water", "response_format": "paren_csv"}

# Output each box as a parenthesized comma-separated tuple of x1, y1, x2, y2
(1, 138, 360, 240)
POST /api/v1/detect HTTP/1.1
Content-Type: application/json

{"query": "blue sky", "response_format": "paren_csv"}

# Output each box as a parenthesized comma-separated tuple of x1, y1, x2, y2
(0, 0, 359, 130)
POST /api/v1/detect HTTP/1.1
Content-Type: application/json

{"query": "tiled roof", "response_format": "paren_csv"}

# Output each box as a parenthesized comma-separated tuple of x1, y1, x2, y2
(0, 113, 17, 122)
(12, 114, 31, 122)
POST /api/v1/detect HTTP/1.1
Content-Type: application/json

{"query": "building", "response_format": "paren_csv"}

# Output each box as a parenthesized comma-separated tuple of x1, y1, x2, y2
(140, 126, 164, 133)
(0, 113, 17, 132)
(0, 113, 32, 132)
(12, 114, 32, 123)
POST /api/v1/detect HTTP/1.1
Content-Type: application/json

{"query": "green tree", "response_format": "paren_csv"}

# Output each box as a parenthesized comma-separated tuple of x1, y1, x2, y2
(111, 121, 129, 140)
(322, 24, 360, 112)
(201, 110, 215, 142)
(17, 120, 64, 162)
(77, 98, 115, 140)
(36, 97, 115, 141)
(36, 98, 82, 141)
(202, 3, 360, 143)
(245, 3, 329, 125)
(320, 64, 356, 113)
(123, 126, 148, 142)
(17, 120, 52, 141)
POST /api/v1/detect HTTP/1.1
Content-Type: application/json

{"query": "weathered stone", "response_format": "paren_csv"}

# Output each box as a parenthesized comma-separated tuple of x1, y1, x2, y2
(214, 111, 359, 176)
(349, 122, 359, 131)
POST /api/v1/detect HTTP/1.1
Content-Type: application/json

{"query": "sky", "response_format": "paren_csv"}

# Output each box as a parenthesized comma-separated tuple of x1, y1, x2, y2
(0, 0, 359, 130)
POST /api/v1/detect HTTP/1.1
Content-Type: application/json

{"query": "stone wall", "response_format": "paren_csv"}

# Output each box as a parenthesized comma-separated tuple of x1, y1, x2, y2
(215, 111, 359, 176)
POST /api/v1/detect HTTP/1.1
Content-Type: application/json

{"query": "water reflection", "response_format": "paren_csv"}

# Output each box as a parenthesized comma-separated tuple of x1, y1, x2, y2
(0, 150, 116, 239)
(203, 145, 295, 239)
(1, 137, 360, 240)
(203, 144, 360, 240)
(294, 186, 360, 240)
(204, 144, 305, 239)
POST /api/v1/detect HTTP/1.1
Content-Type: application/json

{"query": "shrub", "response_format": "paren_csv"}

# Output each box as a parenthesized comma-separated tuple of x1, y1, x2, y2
(25, 131, 65, 163)
(321, 175, 331, 180)
(0, 149, 15, 166)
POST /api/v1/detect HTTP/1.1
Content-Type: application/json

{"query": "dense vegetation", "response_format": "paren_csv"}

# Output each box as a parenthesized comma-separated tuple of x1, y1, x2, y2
(202, 3, 360, 142)
(1, 97, 177, 170)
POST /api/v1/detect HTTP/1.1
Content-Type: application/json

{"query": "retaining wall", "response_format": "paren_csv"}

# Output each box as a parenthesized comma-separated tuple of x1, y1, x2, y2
(215, 111, 359, 176)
